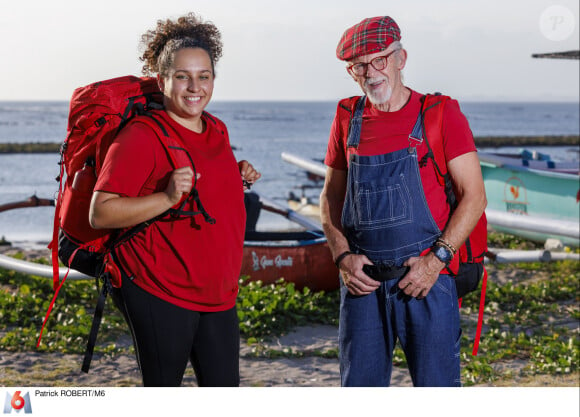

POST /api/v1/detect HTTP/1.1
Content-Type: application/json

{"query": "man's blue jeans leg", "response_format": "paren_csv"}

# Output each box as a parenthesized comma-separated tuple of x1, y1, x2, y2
(394, 274, 462, 387)
(339, 274, 461, 387)
(339, 280, 394, 387)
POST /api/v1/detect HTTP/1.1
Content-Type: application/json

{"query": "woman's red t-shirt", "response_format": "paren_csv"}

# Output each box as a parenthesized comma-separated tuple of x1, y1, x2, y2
(324, 89, 476, 230)
(95, 110, 245, 312)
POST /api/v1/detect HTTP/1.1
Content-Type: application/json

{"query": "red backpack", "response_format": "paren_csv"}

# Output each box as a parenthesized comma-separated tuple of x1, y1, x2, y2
(39, 75, 216, 371)
(416, 93, 488, 355)
(50, 76, 162, 284)
(340, 93, 488, 355)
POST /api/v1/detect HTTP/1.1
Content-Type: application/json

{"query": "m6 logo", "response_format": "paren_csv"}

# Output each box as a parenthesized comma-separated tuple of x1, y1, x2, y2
(3, 392, 32, 414)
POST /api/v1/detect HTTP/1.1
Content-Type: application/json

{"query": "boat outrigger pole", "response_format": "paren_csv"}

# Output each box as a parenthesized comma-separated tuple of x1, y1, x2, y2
(0, 195, 54, 213)
(0, 195, 90, 280)
(531, 50, 579, 60)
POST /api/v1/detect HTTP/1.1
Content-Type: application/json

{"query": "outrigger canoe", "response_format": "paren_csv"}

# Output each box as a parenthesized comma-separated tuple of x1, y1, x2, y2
(1, 194, 578, 286)
(478, 151, 580, 247)
(241, 192, 338, 291)
(281, 151, 580, 247)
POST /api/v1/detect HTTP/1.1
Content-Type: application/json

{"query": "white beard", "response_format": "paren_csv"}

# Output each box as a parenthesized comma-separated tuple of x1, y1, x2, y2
(364, 78, 393, 105)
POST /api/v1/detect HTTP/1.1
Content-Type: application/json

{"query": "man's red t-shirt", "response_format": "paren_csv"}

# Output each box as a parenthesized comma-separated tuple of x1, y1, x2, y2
(324, 89, 476, 230)
(95, 110, 245, 312)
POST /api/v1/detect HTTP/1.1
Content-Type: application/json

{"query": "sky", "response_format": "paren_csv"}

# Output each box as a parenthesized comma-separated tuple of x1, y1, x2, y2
(1, 0, 579, 102)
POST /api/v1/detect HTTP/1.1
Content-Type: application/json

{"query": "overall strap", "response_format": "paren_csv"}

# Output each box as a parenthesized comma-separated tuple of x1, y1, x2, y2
(409, 104, 425, 142)
(346, 96, 367, 149)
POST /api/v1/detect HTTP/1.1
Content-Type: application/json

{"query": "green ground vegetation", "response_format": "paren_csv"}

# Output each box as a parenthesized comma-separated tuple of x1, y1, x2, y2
(459, 259, 579, 385)
(0, 232, 578, 386)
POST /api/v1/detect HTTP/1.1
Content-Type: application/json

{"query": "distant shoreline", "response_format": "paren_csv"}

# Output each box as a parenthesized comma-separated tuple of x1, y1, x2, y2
(474, 135, 579, 147)
(0, 135, 579, 154)
(0, 143, 61, 154)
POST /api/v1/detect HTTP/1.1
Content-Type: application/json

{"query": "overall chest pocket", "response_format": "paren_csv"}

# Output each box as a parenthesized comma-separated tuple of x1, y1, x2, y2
(354, 174, 413, 230)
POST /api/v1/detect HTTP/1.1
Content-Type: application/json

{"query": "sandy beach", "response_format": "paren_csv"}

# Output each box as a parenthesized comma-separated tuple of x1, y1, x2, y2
(0, 246, 578, 388)
(2, 323, 578, 388)
(0, 325, 383, 387)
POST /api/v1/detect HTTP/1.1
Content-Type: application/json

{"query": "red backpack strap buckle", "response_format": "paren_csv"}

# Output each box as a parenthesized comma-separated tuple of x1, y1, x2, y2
(103, 252, 122, 288)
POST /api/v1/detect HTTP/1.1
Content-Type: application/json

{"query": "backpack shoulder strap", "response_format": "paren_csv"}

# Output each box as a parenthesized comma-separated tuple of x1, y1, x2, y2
(130, 113, 216, 224)
(338, 96, 362, 148)
(415, 93, 451, 186)
(130, 113, 184, 169)
(202, 110, 219, 129)
(338, 96, 360, 116)
(202, 111, 228, 141)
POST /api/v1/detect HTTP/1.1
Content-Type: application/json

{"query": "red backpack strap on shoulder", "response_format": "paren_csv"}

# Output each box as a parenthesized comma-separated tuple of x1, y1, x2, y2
(131, 114, 183, 168)
(131, 113, 216, 224)
(419, 93, 451, 185)
(338, 96, 359, 137)
(338, 96, 363, 164)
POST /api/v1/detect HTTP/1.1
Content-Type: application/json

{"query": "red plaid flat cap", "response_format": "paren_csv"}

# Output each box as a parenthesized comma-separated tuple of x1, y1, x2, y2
(336, 16, 401, 61)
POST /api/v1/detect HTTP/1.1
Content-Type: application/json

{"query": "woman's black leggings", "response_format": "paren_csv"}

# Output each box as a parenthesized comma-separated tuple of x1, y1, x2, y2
(111, 274, 240, 387)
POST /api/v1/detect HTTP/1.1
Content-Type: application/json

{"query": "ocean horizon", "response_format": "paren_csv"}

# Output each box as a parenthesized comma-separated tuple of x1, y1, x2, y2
(0, 100, 578, 245)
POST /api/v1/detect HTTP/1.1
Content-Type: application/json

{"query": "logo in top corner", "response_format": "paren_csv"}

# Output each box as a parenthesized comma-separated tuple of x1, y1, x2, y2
(3, 392, 32, 414)
(539, 5, 576, 41)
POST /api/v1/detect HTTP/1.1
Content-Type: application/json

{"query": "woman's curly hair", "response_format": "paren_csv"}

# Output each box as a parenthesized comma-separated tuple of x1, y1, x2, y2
(140, 13, 223, 77)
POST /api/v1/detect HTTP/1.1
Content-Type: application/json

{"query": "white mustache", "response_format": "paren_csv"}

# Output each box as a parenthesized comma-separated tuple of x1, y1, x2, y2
(364, 78, 386, 88)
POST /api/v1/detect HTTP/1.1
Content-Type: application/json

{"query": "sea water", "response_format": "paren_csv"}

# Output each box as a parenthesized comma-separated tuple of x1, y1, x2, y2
(0, 100, 578, 245)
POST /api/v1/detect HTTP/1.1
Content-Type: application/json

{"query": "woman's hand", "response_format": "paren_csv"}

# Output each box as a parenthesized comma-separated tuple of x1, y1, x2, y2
(238, 160, 262, 190)
(164, 167, 195, 204)
(90, 167, 200, 230)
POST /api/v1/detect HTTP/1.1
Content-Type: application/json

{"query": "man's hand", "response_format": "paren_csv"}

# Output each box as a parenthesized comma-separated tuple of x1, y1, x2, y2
(398, 253, 446, 298)
(339, 253, 380, 296)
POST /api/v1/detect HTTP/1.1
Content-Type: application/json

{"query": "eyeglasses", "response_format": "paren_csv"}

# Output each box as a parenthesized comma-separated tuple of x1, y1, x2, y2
(347, 49, 400, 76)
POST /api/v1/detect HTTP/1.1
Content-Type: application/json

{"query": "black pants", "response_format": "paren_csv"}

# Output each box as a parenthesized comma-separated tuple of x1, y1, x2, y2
(111, 274, 240, 387)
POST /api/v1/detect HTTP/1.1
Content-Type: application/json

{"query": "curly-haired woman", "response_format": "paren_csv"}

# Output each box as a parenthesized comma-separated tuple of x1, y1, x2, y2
(89, 13, 261, 387)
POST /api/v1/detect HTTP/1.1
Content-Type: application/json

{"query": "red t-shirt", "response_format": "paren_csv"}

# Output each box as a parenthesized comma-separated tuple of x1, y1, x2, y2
(324, 89, 476, 230)
(95, 110, 245, 312)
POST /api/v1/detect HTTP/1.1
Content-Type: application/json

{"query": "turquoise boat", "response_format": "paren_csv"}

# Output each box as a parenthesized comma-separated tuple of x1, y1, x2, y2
(281, 151, 580, 247)
(479, 151, 580, 247)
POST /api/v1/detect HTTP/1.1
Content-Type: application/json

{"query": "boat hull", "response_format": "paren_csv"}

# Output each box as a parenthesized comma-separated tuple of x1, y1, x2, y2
(479, 152, 580, 246)
(241, 237, 339, 292)
(282, 151, 580, 246)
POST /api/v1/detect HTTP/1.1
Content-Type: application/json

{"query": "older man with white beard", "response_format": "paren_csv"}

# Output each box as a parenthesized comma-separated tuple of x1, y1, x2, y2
(319, 16, 486, 387)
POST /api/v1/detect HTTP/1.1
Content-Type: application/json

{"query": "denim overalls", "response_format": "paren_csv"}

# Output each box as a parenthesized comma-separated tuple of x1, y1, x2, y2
(338, 96, 461, 387)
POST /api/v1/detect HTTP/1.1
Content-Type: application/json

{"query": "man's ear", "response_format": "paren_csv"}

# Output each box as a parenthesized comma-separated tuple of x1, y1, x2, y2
(396, 49, 408, 70)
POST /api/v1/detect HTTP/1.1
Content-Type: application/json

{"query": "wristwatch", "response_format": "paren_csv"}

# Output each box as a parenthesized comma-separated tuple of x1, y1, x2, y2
(430, 244, 453, 266)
